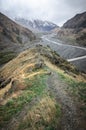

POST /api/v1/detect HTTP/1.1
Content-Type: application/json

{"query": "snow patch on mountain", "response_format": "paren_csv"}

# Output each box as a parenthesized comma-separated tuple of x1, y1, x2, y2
(15, 18, 58, 32)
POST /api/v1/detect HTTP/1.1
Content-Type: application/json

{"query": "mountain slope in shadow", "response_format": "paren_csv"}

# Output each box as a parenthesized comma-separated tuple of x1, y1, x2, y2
(0, 13, 36, 65)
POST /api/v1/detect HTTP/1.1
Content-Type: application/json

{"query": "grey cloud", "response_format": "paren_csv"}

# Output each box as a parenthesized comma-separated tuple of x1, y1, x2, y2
(0, 0, 86, 26)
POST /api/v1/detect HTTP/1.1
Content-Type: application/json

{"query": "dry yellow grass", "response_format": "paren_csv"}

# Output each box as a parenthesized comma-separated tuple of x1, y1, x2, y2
(44, 59, 86, 82)
(17, 96, 60, 130)
(0, 46, 86, 130)
(0, 46, 85, 104)
(0, 82, 11, 99)
(0, 46, 85, 83)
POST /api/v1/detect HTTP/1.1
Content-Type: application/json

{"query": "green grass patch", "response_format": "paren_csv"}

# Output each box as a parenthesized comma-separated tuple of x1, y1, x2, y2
(0, 72, 61, 129)
(58, 72, 86, 103)
(0, 74, 47, 128)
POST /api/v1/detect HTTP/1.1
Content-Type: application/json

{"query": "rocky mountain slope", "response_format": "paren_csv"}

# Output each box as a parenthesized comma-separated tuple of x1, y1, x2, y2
(0, 13, 36, 65)
(0, 13, 35, 44)
(63, 12, 86, 28)
(0, 45, 86, 130)
(15, 18, 58, 32)
(55, 12, 86, 46)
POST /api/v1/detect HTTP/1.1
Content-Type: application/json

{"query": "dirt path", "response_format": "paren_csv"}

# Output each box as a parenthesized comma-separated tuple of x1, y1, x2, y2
(47, 72, 82, 130)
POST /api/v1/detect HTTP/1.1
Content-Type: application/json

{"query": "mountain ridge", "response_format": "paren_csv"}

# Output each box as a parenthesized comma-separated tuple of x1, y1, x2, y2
(0, 45, 86, 130)
(54, 12, 86, 47)
(63, 12, 86, 28)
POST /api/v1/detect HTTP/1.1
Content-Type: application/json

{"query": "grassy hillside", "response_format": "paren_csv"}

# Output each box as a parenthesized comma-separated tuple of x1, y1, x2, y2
(0, 45, 86, 130)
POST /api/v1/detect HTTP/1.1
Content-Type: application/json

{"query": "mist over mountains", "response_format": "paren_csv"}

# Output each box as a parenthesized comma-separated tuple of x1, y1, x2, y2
(0, 0, 86, 26)
(15, 18, 58, 32)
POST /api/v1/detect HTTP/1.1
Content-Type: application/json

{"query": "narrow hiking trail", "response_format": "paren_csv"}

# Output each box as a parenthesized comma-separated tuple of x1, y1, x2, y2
(47, 72, 83, 130)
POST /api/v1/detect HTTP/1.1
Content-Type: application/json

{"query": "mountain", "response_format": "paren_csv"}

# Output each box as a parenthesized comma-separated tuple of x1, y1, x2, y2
(0, 12, 86, 130)
(15, 18, 58, 32)
(0, 13, 36, 65)
(63, 12, 86, 28)
(0, 13, 35, 44)
(55, 12, 86, 47)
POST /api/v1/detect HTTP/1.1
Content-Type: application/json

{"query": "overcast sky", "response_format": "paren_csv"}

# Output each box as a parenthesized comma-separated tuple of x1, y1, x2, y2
(0, 0, 86, 26)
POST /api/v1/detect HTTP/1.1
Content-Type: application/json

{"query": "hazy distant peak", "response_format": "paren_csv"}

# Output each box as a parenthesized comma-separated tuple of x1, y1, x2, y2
(15, 18, 58, 32)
